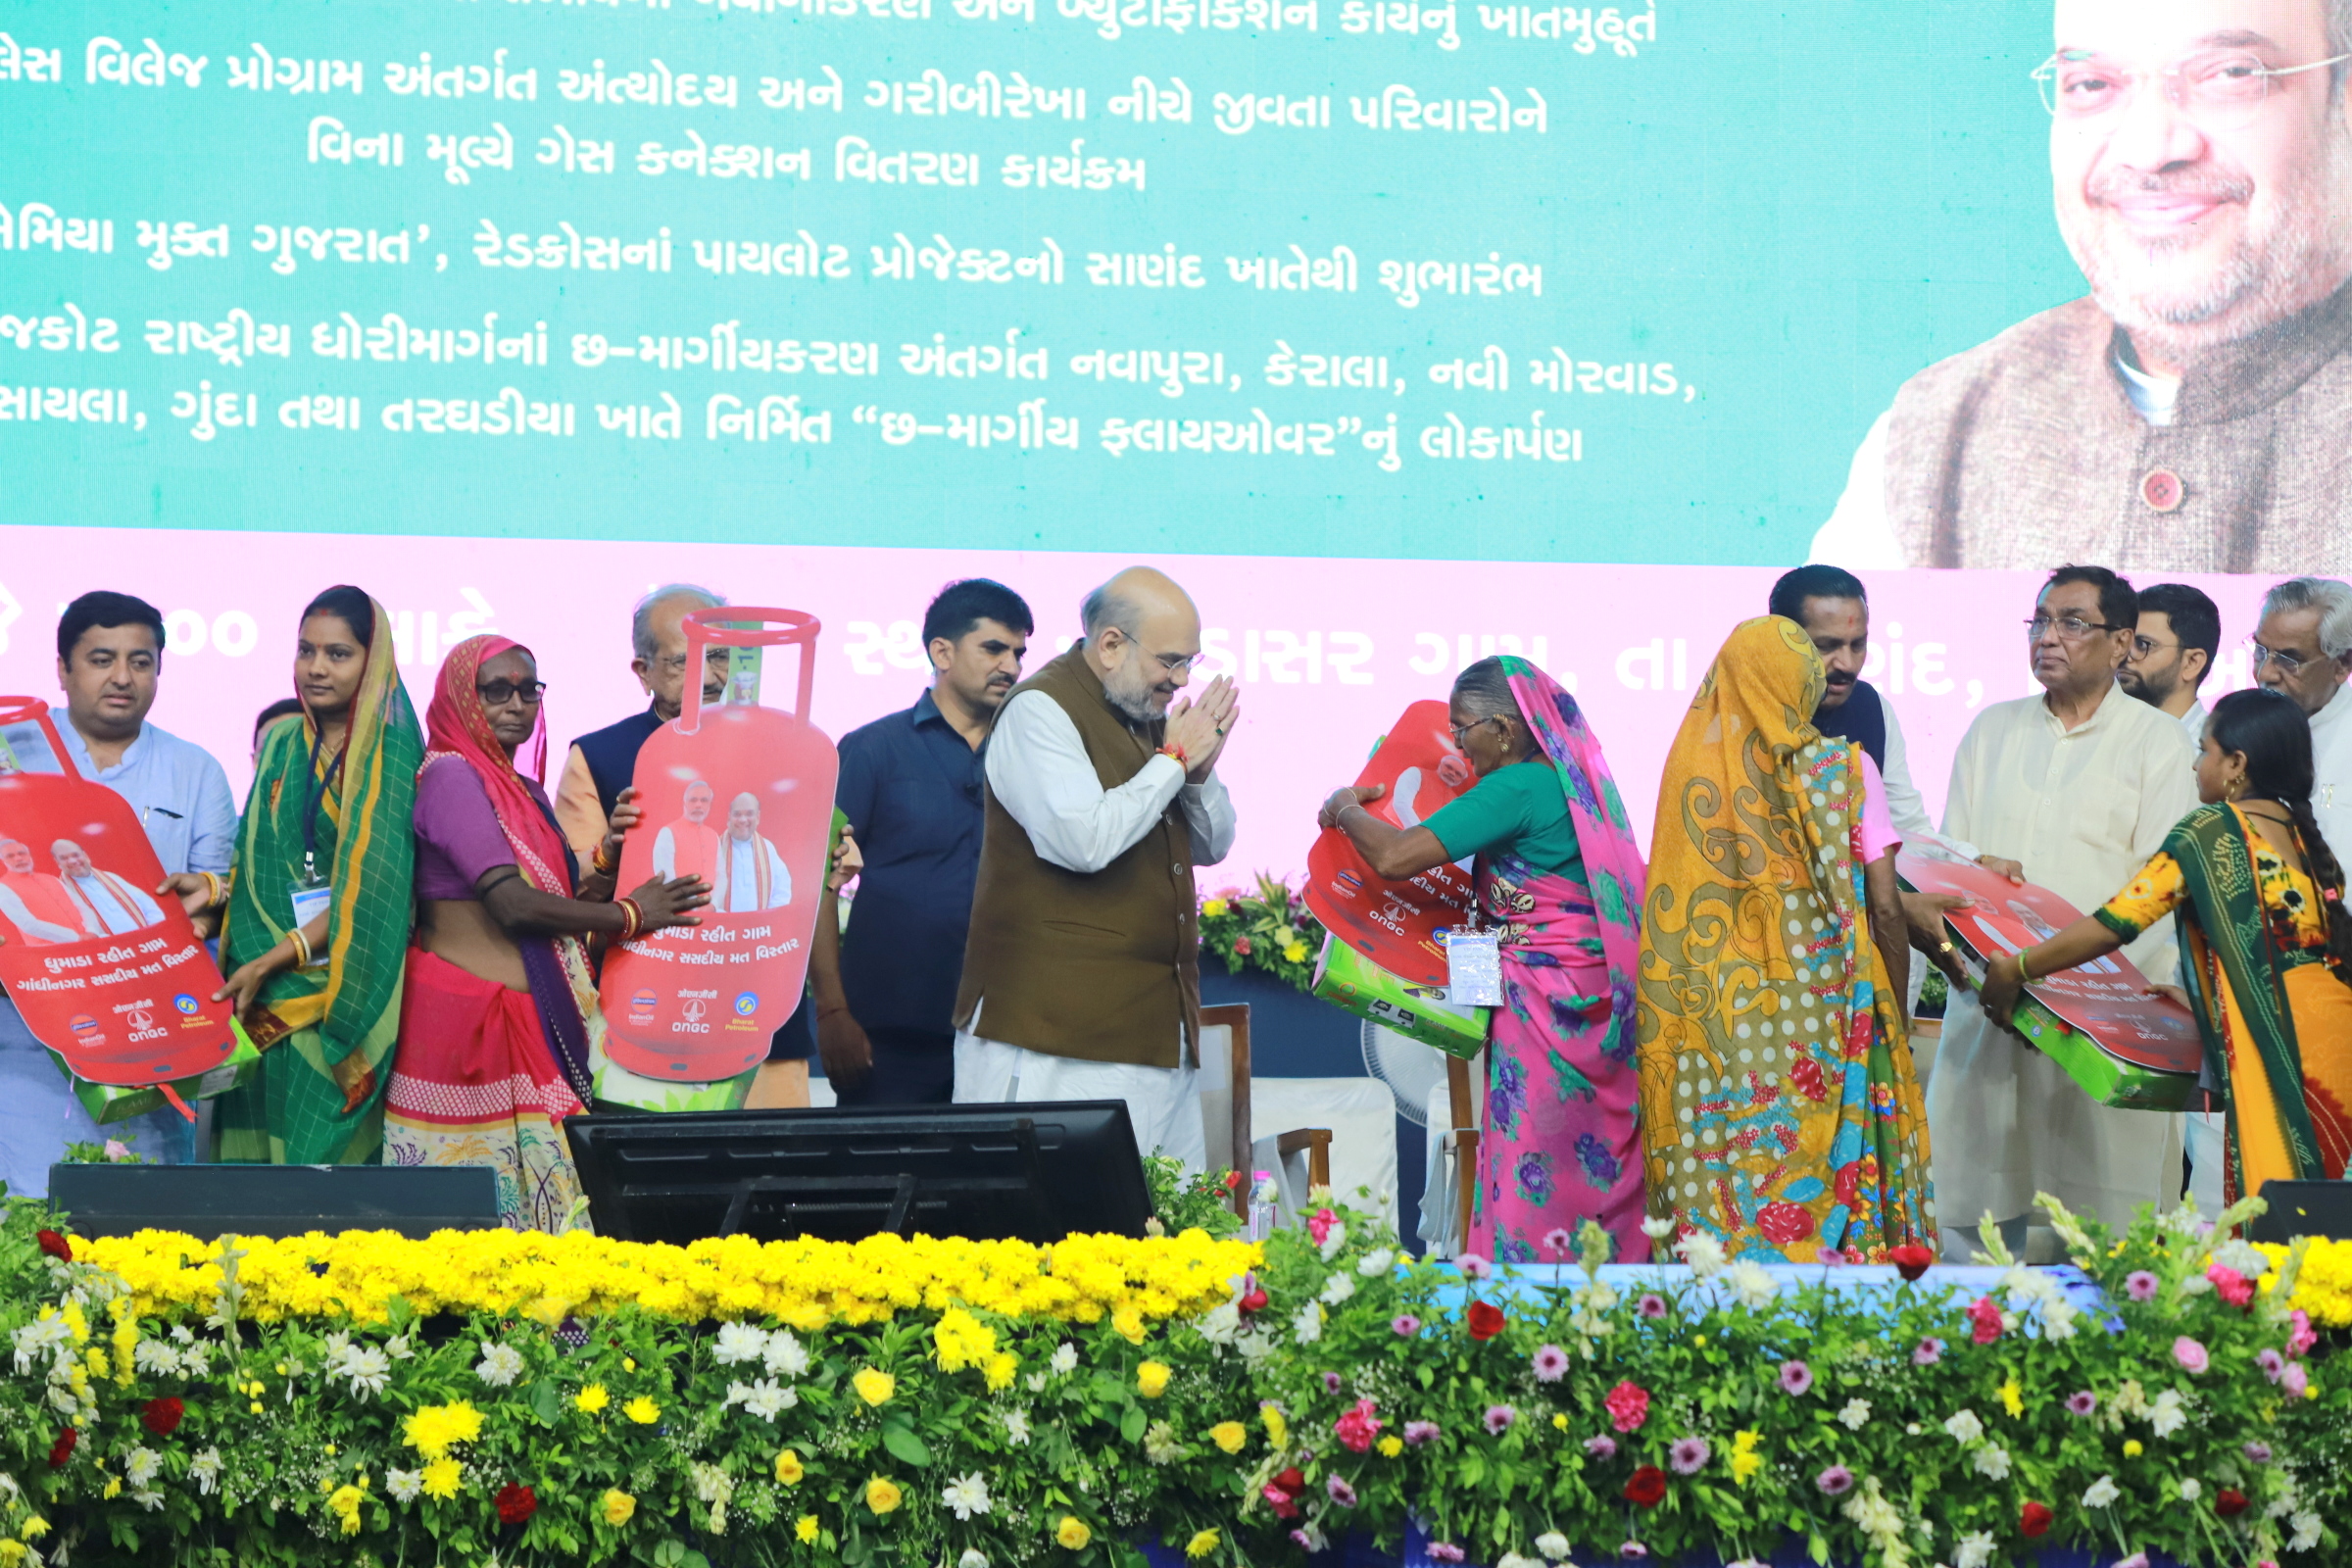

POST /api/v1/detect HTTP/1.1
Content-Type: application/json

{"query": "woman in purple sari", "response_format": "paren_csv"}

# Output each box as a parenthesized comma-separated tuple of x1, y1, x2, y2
(1319, 657, 1649, 1262)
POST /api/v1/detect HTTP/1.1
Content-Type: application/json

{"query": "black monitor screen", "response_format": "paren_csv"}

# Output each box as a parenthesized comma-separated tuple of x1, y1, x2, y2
(564, 1101, 1153, 1246)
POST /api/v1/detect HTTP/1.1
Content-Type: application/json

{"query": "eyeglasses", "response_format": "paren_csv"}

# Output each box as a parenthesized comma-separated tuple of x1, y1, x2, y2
(1448, 714, 1502, 747)
(655, 651, 731, 674)
(2026, 614, 2126, 641)
(2249, 638, 2314, 677)
(2130, 635, 2179, 660)
(2034, 48, 2352, 132)
(478, 679, 547, 706)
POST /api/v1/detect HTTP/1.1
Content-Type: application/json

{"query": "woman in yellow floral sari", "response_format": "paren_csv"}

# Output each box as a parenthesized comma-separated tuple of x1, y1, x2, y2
(1636, 617, 1935, 1262)
(1982, 688, 2352, 1202)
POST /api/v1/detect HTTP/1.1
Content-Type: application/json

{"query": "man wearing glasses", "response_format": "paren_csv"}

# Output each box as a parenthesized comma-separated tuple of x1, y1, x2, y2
(2119, 582, 2224, 738)
(952, 565, 1241, 1167)
(554, 583, 731, 858)
(1812, 0, 2352, 572)
(2252, 575, 2352, 854)
(1929, 566, 2199, 1257)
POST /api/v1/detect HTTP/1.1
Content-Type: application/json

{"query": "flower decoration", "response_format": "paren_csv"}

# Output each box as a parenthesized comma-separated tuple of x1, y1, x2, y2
(140, 1396, 183, 1437)
(1482, 1404, 1517, 1436)
(495, 1484, 536, 1525)
(1623, 1466, 1666, 1508)
(602, 1490, 636, 1527)
(34, 1231, 71, 1263)
(1391, 1314, 1422, 1337)
(1532, 1345, 1570, 1382)
(865, 1478, 903, 1516)
(1054, 1516, 1092, 1550)
(1887, 1243, 1935, 1281)
(1815, 1465, 1854, 1495)
(2020, 1501, 2053, 1538)
(1465, 1301, 1505, 1342)
(1777, 1359, 1814, 1396)
(2126, 1270, 2160, 1301)
(1603, 1380, 1649, 1433)
(1668, 1437, 1710, 1476)
(2172, 1336, 2209, 1374)
(1913, 1337, 1944, 1366)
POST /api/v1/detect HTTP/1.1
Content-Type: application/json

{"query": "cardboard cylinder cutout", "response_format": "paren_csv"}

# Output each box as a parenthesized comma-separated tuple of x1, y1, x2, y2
(0, 698, 239, 1087)
(598, 610, 837, 1082)
(1303, 700, 1479, 989)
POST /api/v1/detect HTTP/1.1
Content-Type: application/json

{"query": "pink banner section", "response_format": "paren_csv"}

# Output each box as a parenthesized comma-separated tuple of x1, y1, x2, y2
(0, 528, 2285, 883)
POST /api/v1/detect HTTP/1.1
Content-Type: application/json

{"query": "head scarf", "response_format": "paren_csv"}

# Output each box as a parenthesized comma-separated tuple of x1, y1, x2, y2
(423, 635, 599, 1102)
(220, 590, 421, 1160)
(1635, 617, 1918, 1254)
(1494, 655, 1647, 1025)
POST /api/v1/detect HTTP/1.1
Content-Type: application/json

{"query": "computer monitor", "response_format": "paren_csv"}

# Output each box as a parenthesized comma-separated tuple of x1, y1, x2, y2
(564, 1102, 1154, 1245)
(44, 1163, 503, 1239)
(2247, 1180, 2352, 1244)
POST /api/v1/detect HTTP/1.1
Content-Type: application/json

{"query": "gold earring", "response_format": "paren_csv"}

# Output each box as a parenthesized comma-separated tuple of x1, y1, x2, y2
(2227, 777, 2246, 802)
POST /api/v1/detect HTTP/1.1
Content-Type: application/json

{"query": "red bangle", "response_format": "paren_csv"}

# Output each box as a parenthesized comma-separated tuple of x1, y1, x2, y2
(616, 899, 644, 943)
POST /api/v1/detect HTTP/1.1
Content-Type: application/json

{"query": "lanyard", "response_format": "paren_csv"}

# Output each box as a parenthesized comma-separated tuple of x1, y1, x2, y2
(299, 726, 346, 886)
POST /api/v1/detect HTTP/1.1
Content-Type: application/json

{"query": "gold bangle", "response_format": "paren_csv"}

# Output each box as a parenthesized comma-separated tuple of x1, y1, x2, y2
(616, 899, 643, 943)
(593, 841, 620, 877)
(2016, 949, 2035, 984)
(199, 870, 224, 909)
(288, 928, 312, 968)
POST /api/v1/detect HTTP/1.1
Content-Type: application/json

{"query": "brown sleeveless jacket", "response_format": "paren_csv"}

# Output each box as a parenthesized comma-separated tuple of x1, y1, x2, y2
(952, 648, 1200, 1067)
(1884, 283, 2352, 573)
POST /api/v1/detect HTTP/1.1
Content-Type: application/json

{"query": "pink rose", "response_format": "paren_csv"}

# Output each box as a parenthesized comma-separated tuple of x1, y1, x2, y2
(1334, 1398, 1384, 1454)
(1967, 1296, 2004, 1345)
(1603, 1380, 1650, 1434)
(2172, 1336, 2209, 1375)
(1306, 1207, 1339, 1246)
(2206, 1265, 2254, 1309)
(2288, 1310, 2318, 1358)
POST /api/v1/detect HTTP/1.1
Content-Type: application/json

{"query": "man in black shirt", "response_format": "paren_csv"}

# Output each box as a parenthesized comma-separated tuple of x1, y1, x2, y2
(813, 579, 1033, 1104)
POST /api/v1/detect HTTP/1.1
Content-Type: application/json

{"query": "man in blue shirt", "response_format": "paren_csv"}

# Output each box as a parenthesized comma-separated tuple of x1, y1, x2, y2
(0, 592, 235, 1193)
(813, 579, 1032, 1104)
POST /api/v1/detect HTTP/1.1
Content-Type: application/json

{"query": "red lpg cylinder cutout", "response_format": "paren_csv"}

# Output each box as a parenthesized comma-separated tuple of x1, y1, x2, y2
(597, 610, 838, 1082)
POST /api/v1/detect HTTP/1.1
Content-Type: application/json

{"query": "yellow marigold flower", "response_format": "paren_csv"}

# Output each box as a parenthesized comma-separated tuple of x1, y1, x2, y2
(796, 1515, 820, 1544)
(328, 1484, 366, 1536)
(1282, 942, 1308, 964)
(402, 1400, 484, 1459)
(84, 1348, 108, 1378)
(1378, 1436, 1404, 1458)
(624, 1396, 661, 1425)
(1209, 1421, 1248, 1453)
(1111, 1305, 1147, 1345)
(576, 1384, 611, 1414)
(1202, 898, 1229, 918)
(1260, 1403, 1288, 1449)
(2123, 1440, 2144, 1459)
(20, 1519, 47, 1541)
(1137, 1360, 1172, 1398)
(603, 1490, 636, 1527)
(420, 1459, 463, 1499)
(985, 1350, 1018, 1391)
(854, 1368, 897, 1406)
(775, 1448, 805, 1485)
(865, 1477, 903, 1515)
(1187, 1529, 1221, 1558)
(1999, 1378, 2024, 1419)
(1057, 1516, 1093, 1549)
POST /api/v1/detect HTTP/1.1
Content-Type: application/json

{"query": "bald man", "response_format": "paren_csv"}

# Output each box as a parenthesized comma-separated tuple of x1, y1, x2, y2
(952, 566, 1242, 1167)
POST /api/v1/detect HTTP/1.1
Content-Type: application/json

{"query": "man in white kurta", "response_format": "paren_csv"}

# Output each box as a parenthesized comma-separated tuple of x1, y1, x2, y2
(711, 793, 793, 913)
(1929, 570, 2198, 1256)
(2251, 578, 2352, 858)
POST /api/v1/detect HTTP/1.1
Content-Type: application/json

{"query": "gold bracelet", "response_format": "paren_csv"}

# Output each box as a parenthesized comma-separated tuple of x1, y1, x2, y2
(593, 840, 620, 877)
(616, 899, 643, 943)
(199, 870, 224, 909)
(288, 928, 312, 968)
(2016, 949, 2035, 984)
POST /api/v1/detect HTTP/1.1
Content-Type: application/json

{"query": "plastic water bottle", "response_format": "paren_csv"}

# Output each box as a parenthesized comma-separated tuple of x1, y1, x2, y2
(1249, 1171, 1280, 1242)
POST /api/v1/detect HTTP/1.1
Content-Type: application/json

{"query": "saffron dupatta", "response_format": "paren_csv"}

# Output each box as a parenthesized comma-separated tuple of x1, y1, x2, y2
(421, 635, 603, 1104)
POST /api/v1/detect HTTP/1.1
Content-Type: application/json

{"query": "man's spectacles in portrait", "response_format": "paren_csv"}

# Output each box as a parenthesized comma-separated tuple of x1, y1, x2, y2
(2025, 614, 2126, 641)
(478, 679, 548, 706)
(2034, 49, 2352, 133)
(2249, 639, 2316, 677)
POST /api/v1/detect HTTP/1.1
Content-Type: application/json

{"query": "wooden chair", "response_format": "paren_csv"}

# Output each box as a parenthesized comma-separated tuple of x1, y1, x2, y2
(1446, 1053, 1480, 1248)
(1199, 1003, 1332, 1218)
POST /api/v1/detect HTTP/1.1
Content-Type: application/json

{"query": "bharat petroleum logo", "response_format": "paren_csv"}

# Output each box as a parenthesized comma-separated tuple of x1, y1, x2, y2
(728, 991, 760, 1030)
(173, 993, 205, 1027)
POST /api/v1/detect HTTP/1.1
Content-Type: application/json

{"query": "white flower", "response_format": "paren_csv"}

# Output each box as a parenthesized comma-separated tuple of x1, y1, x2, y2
(2148, 1390, 2188, 1439)
(386, 1468, 422, 1501)
(1584, 1281, 1619, 1313)
(959, 1552, 991, 1568)
(384, 1334, 415, 1360)
(2042, 1300, 2080, 1342)
(2211, 1238, 2269, 1277)
(2289, 1509, 2322, 1552)
(1498, 1553, 1542, 1568)
(1198, 1303, 1241, 1346)
(1143, 1420, 1184, 1465)
(1319, 1273, 1357, 1305)
(1676, 1231, 1727, 1278)
(176, 1341, 212, 1376)
(123, 1446, 162, 1487)
(1002, 1409, 1031, 1446)
(334, 1344, 391, 1399)
(2178, 1479, 2202, 1502)
(1024, 1371, 1051, 1392)
(1292, 1301, 1325, 1345)
(131, 1489, 165, 1513)
(1051, 1343, 1078, 1375)
(1234, 1328, 1277, 1361)
(764, 1330, 809, 1378)
(1943, 1409, 1984, 1445)
(1952, 1531, 1994, 1568)
(1838, 1398, 1872, 1431)
(1293, 1524, 1330, 1553)
(2180, 1273, 2215, 1298)
(1724, 1260, 1778, 1309)
(1357, 1248, 1396, 1278)
(1640, 1214, 1677, 1241)
(2082, 1475, 2121, 1510)
(132, 1340, 182, 1376)
(474, 1343, 525, 1388)
(692, 1462, 736, 1505)
(1317, 1220, 1348, 1261)
(714, 1322, 769, 1365)
(724, 1378, 797, 1421)
(1534, 1533, 1571, 1562)
(11, 1316, 71, 1374)
(1971, 1445, 2012, 1481)
(940, 1472, 992, 1521)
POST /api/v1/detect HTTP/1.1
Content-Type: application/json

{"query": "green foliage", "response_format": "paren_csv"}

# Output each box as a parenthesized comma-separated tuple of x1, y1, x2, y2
(1197, 874, 1325, 994)
(1144, 1156, 1244, 1241)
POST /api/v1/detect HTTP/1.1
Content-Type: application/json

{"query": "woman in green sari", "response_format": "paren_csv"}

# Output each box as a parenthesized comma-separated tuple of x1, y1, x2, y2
(213, 586, 422, 1164)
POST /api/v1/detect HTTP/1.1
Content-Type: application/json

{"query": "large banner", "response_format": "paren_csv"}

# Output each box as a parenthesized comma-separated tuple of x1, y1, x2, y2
(10, 0, 2343, 575)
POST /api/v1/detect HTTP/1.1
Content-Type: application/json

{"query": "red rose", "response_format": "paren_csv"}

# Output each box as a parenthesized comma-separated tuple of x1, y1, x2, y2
(46, 1428, 75, 1468)
(1887, 1244, 1936, 1283)
(1222, 1170, 1244, 1192)
(141, 1397, 184, 1438)
(2216, 1489, 2249, 1518)
(1234, 937, 1253, 956)
(2020, 1501, 2053, 1539)
(1968, 1296, 2005, 1345)
(1239, 1288, 1270, 1314)
(1465, 1300, 1506, 1341)
(495, 1484, 537, 1525)
(35, 1230, 71, 1263)
(1273, 1468, 1305, 1495)
(1623, 1466, 1667, 1508)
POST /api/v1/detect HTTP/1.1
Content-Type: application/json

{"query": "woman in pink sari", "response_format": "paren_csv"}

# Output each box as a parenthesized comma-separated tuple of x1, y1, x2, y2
(1319, 656, 1649, 1262)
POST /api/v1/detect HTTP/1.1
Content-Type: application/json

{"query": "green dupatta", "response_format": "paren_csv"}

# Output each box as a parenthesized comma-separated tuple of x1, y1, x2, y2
(2140, 804, 2326, 1190)
(216, 599, 421, 1164)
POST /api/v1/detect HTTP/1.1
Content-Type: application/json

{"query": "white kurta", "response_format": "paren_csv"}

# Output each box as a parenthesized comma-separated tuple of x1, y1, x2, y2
(1926, 683, 2200, 1233)
(953, 688, 1237, 1167)
(2309, 681, 2352, 866)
